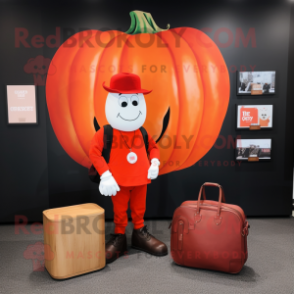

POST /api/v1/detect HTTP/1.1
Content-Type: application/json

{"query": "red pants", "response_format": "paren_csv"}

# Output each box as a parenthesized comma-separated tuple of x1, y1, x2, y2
(111, 184, 147, 234)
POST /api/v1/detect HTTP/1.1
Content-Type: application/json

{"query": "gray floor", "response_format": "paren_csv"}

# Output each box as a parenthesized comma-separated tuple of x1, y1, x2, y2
(0, 218, 294, 294)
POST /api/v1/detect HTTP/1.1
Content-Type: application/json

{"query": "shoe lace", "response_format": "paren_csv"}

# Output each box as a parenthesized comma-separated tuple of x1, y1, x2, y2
(141, 225, 153, 238)
(109, 234, 122, 246)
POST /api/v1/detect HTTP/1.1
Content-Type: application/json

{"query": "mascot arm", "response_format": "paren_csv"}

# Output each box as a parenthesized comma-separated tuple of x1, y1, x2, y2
(89, 128, 109, 176)
(147, 132, 160, 163)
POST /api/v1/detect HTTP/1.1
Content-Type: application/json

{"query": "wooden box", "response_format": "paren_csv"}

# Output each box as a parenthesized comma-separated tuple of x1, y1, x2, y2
(43, 203, 105, 279)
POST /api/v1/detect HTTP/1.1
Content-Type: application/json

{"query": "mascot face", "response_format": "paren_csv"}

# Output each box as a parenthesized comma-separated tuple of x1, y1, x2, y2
(259, 107, 270, 121)
(105, 92, 147, 131)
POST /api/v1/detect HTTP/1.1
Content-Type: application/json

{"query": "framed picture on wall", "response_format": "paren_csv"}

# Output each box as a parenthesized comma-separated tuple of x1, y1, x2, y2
(237, 71, 276, 95)
(236, 105, 273, 129)
(236, 139, 272, 160)
(6, 85, 38, 124)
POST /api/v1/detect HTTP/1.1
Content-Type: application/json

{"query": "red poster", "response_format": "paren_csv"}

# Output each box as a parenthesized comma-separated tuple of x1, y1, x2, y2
(239, 107, 258, 127)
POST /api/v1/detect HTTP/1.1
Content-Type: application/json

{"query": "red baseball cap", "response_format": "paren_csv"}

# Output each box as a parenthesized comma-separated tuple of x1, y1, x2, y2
(102, 72, 152, 94)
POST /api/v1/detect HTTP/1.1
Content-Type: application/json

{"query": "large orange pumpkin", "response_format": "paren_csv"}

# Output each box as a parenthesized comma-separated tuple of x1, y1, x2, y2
(46, 11, 230, 175)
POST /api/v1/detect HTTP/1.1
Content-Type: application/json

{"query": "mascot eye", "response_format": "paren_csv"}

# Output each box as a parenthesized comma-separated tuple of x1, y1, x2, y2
(131, 95, 139, 106)
(118, 96, 128, 107)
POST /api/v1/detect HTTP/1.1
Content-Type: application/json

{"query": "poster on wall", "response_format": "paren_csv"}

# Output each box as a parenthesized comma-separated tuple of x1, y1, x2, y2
(237, 71, 276, 95)
(6, 85, 37, 124)
(236, 139, 272, 160)
(236, 105, 273, 129)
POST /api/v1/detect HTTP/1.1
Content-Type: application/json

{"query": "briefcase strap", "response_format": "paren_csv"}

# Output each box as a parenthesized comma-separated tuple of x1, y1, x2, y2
(242, 221, 250, 237)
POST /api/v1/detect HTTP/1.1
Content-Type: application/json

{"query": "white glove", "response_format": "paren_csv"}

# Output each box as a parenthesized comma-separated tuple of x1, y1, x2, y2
(99, 170, 120, 196)
(147, 158, 160, 180)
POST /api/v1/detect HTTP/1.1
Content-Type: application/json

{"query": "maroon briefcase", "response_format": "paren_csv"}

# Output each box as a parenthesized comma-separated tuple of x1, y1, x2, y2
(170, 182, 249, 274)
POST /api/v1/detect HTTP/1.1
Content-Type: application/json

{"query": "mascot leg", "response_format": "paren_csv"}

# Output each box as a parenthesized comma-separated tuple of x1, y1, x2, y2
(105, 186, 131, 264)
(130, 185, 168, 257)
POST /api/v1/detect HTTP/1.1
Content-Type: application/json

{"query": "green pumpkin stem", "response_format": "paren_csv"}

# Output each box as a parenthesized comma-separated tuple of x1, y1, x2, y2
(125, 10, 170, 34)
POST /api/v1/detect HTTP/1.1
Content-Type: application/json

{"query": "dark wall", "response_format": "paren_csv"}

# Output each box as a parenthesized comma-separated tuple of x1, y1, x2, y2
(286, 5, 294, 185)
(0, 4, 49, 223)
(0, 0, 293, 223)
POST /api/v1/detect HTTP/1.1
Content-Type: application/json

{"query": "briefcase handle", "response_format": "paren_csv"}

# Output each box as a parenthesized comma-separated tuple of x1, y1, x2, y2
(196, 182, 226, 217)
(200, 182, 223, 200)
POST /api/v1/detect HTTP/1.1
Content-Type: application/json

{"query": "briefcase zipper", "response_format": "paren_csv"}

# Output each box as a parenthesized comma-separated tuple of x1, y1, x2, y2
(181, 204, 248, 235)
(182, 203, 245, 223)
(179, 205, 248, 246)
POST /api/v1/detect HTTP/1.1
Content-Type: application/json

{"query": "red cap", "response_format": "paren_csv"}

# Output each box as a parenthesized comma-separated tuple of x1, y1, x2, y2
(102, 72, 152, 94)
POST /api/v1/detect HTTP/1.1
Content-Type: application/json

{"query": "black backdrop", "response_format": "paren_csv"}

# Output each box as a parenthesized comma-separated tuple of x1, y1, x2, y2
(0, 0, 293, 223)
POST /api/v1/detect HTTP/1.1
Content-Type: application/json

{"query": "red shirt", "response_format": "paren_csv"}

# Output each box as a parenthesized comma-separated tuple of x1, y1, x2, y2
(89, 128, 160, 187)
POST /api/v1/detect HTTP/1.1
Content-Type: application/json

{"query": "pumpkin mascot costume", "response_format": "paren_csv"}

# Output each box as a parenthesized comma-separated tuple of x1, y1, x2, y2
(89, 72, 168, 263)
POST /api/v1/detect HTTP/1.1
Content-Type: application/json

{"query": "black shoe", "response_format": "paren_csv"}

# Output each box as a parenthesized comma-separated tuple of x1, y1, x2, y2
(105, 233, 127, 264)
(131, 225, 168, 256)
